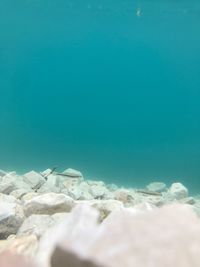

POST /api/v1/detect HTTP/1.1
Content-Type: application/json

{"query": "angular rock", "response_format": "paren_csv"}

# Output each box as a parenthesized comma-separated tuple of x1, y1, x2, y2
(61, 187, 82, 200)
(90, 183, 111, 200)
(37, 174, 60, 194)
(146, 182, 167, 193)
(38, 204, 200, 267)
(18, 215, 55, 238)
(168, 182, 188, 200)
(114, 189, 134, 205)
(23, 171, 46, 190)
(0, 174, 32, 194)
(10, 189, 32, 199)
(22, 192, 39, 202)
(0, 193, 19, 204)
(23, 193, 74, 216)
(0, 202, 25, 239)
(75, 199, 123, 220)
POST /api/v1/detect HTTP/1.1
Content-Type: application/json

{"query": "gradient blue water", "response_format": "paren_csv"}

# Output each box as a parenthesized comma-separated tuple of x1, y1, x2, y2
(0, 1, 200, 191)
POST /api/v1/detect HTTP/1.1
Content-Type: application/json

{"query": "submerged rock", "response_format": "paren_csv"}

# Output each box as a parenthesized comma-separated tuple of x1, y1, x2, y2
(23, 171, 46, 190)
(23, 193, 74, 216)
(10, 189, 32, 199)
(146, 182, 167, 193)
(37, 203, 200, 267)
(168, 182, 188, 200)
(0, 173, 32, 194)
(0, 202, 25, 239)
(18, 215, 55, 238)
(37, 174, 60, 194)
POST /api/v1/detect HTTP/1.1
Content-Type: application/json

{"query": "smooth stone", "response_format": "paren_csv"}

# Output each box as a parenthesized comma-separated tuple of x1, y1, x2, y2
(90, 184, 111, 199)
(114, 189, 134, 204)
(146, 182, 167, 193)
(23, 193, 75, 216)
(168, 182, 188, 200)
(0, 193, 19, 204)
(75, 199, 123, 220)
(10, 189, 32, 199)
(0, 202, 25, 239)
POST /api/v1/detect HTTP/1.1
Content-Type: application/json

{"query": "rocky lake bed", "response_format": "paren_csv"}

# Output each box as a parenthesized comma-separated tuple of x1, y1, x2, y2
(1, 168, 200, 267)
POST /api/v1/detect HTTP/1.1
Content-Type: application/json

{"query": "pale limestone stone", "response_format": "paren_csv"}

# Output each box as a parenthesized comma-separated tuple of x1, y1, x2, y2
(37, 174, 60, 194)
(23, 193, 74, 216)
(21, 192, 39, 202)
(0, 173, 32, 194)
(0, 202, 25, 238)
(10, 189, 32, 199)
(38, 204, 200, 267)
(146, 182, 167, 192)
(114, 189, 134, 205)
(90, 184, 111, 199)
(23, 171, 46, 190)
(18, 215, 55, 238)
(168, 182, 188, 200)
(51, 213, 70, 224)
(75, 199, 123, 220)
(0, 193, 18, 204)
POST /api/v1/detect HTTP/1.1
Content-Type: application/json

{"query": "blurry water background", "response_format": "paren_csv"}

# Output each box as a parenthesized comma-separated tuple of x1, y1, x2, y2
(0, 0, 200, 192)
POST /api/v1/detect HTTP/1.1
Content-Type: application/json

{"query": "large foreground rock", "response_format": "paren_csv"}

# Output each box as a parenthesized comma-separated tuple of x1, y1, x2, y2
(23, 193, 74, 216)
(37, 204, 200, 267)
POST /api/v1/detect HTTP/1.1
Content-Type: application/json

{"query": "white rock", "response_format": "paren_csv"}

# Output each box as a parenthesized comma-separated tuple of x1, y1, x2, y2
(0, 202, 25, 238)
(90, 184, 111, 199)
(0, 169, 7, 177)
(146, 182, 167, 192)
(114, 189, 134, 204)
(168, 182, 188, 200)
(62, 168, 83, 178)
(75, 199, 123, 220)
(61, 187, 82, 200)
(23, 193, 74, 216)
(51, 213, 70, 224)
(23, 171, 46, 190)
(0, 173, 32, 194)
(37, 174, 60, 194)
(0, 193, 19, 204)
(10, 189, 32, 199)
(17, 214, 55, 238)
(38, 204, 200, 267)
(0, 181, 16, 194)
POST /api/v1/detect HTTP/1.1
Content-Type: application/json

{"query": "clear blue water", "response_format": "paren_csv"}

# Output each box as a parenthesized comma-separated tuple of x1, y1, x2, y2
(0, 1, 200, 192)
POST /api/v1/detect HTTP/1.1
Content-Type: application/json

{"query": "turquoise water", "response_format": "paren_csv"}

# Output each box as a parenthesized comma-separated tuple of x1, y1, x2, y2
(0, 1, 200, 191)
